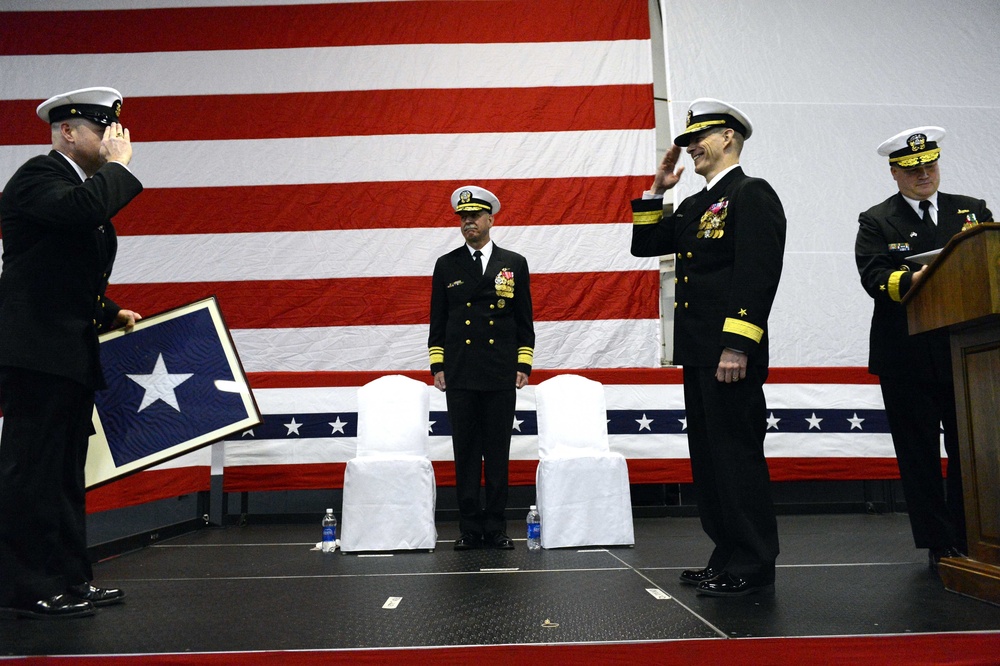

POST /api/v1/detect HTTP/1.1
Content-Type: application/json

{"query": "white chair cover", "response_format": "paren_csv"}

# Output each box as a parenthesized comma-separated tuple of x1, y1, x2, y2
(340, 375, 438, 552)
(534, 374, 635, 549)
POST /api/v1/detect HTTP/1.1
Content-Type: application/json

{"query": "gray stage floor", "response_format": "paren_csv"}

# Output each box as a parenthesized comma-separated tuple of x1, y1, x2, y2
(3, 513, 1000, 656)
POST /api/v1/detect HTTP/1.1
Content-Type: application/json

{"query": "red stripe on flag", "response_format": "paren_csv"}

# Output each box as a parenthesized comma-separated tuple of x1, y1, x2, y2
(106, 271, 660, 329)
(86, 466, 210, 514)
(220, 457, 903, 494)
(109, 177, 651, 236)
(0, 86, 654, 146)
(242, 367, 876, 389)
(0, 0, 650, 55)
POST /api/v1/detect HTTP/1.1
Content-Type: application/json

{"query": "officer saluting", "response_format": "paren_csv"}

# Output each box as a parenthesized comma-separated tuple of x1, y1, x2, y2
(429, 186, 535, 551)
(630, 98, 787, 596)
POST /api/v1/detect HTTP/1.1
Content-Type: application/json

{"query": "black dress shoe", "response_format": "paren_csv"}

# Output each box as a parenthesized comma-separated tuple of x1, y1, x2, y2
(696, 572, 773, 597)
(485, 531, 515, 550)
(68, 583, 126, 607)
(0, 594, 95, 620)
(928, 546, 966, 570)
(454, 533, 483, 551)
(679, 566, 721, 586)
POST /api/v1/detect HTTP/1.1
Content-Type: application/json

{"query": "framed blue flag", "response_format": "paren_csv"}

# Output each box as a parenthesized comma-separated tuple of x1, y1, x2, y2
(86, 297, 261, 489)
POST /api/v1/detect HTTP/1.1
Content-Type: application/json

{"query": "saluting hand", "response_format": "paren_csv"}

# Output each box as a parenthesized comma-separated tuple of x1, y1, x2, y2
(101, 122, 133, 166)
(649, 144, 685, 195)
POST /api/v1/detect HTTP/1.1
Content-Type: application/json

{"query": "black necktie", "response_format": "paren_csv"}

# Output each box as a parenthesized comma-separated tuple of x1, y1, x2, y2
(919, 199, 934, 226)
(473, 250, 483, 275)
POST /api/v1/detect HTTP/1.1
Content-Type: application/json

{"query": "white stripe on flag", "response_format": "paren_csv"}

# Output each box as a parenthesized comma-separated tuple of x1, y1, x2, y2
(113, 224, 654, 283)
(229, 319, 661, 372)
(0, 130, 655, 189)
(0, 41, 652, 99)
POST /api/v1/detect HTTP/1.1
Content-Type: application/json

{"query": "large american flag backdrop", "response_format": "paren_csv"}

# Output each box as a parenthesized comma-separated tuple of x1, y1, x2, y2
(0, 0, 904, 513)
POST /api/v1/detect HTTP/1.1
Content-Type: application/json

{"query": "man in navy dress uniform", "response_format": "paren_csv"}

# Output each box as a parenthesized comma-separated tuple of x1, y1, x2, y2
(0, 87, 143, 619)
(429, 186, 535, 550)
(856, 126, 992, 570)
(630, 99, 787, 596)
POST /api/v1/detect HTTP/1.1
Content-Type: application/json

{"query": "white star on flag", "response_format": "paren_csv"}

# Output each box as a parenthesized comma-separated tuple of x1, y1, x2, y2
(512, 415, 524, 432)
(806, 413, 824, 430)
(766, 412, 781, 430)
(329, 417, 347, 435)
(636, 414, 653, 431)
(242, 429, 255, 438)
(428, 420, 436, 433)
(126, 353, 193, 412)
(285, 417, 302, 436)
(847, 413, 865, 430)
(678, 417, 687, 431)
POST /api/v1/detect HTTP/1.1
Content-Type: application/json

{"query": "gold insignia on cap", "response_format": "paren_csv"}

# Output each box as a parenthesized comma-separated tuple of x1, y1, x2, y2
(907, 133, 926, 152)
(114, 101, 122, 118)
(686, 109, 693, 127)
(460, 190, 472, 204)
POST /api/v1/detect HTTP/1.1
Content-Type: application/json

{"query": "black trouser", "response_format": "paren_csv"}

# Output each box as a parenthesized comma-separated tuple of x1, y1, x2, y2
(0, 367, 95, 606)
(683, 365, 779, 580)
(446, 388, 517, 535)
(879, 376, 965, 550)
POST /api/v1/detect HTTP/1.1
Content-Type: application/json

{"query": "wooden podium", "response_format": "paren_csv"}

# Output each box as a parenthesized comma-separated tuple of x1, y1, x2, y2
(903, 223, 1000, 604)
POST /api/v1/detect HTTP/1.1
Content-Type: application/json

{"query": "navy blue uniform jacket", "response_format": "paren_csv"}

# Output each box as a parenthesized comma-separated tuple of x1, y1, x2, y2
(630, 167, 786, 367)
(428, 244, 535, 391)
(855, 191, 992, 382)
(0, 151, 143, 389)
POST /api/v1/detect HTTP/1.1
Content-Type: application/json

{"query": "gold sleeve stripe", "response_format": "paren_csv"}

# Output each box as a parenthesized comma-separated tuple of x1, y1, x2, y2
(428, 347, 444, 365)
(632, 209, 663, 226)
(723, 318, 764, 343)
(887, 271, 905, 302)
(518, 346, 534, 366)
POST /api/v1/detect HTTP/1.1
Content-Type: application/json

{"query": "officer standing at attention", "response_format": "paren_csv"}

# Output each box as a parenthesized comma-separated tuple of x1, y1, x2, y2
(855, 126, 992, 570)
(630, 98, 787, 596)
(0, 87, 143, 619)
(429, 186, 535, 551)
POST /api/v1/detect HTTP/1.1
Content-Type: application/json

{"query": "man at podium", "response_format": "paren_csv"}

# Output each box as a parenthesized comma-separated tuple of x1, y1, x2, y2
(855, 126, 993, 571)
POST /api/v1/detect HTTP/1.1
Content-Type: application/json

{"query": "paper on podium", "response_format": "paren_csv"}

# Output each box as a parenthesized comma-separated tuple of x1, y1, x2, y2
(906, 248, 942, 265)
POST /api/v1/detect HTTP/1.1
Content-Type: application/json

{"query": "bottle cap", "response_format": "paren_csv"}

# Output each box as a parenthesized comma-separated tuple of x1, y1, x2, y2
(530, 505, 537, 510)
(326, 508, 333, 512)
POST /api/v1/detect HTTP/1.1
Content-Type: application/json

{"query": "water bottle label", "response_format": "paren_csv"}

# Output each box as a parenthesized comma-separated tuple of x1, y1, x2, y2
(527, 523, 540, 540)
(323, 526, 335, 541)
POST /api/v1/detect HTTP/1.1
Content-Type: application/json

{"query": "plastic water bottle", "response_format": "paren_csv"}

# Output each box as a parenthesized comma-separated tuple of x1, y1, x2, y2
(321, 508, 337, 552)
(526, 505, 541, 550)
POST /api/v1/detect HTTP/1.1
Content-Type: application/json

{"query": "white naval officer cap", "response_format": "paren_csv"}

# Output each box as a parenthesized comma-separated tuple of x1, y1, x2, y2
(674, 98, 753, 147)
(36, 87, 123, 126)
(451, 185, 500, 215)
(877, 126, 945, 168)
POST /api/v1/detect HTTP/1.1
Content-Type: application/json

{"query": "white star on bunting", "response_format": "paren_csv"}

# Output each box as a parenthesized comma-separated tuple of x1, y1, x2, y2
(847, 413, 865, 430)
(636, 414, 653, 431)
(806, 413, 824, 430)
(126, 353, 193, 412)
(766, 412, 781, 430)
(512, 415, 524, 432)
(329, 417, 347, 435)
(285, 417, 302, 436)
(428, 420, 436, 433)
(678, 417, 687, 431)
